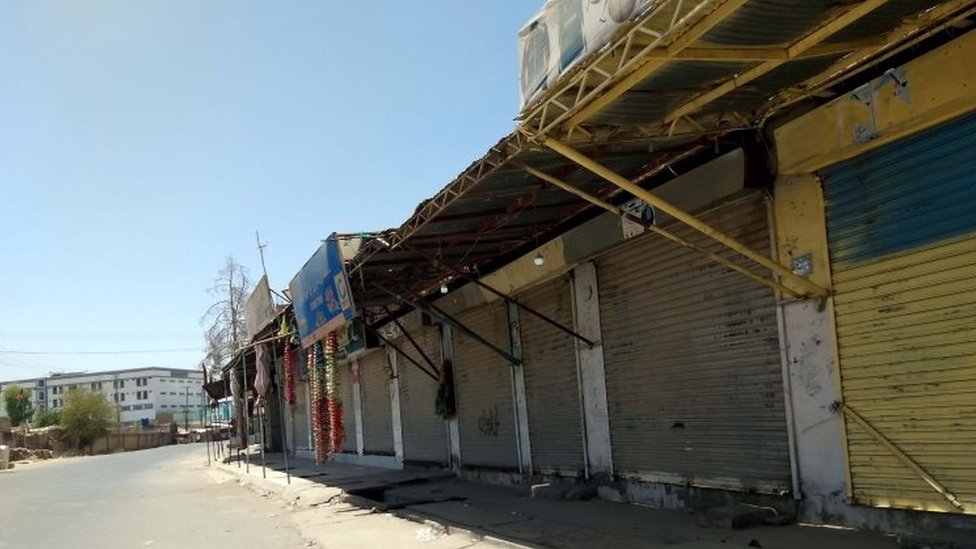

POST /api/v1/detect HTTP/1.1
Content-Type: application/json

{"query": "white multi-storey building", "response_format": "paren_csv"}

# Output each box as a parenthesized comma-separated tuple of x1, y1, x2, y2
(2, 367, 205, 426)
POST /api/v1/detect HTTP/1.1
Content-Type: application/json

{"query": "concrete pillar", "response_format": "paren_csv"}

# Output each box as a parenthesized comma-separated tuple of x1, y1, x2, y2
(571, 262, 613, 476)
(508, 302, 533, 475)
(441, 324, 462, 473)
(351, 359, 365, 456)
(773, 174, 850, 520)
(389, 346, 405, 468)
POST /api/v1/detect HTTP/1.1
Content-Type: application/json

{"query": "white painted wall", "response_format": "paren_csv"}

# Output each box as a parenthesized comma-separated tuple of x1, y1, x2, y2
(571, 262, 613, 476)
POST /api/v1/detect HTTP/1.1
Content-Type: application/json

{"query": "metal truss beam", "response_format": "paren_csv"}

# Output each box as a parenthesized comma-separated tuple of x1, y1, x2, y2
(664, 0, 892, 124)
(561, 0, 749, 133)
(519, 163, 808, 299)
(763, 0, 976, 122)
(536, 136, 829, 300)
(518, 0, 722, 137)
(348, 132, 530, 276)
(638, 38, 888, 61)
(372, 282, 521, 367)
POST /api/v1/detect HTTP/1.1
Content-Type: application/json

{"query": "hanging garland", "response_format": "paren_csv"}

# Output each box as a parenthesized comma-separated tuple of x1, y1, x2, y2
(283, 343, 296, 405)
(312, 341, 331, 463)
(325, 331, 344, 455)
(306, 347, 320, 462)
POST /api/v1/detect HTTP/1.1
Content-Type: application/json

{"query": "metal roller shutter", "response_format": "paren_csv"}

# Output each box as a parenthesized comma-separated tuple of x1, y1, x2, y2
(359, 349, 394, 455)
(454, 302, 519, 469)
(822, 111, 976, 514)
(293, 380, 311, 452)
(396, 328, 448, 465)
(518, 276, 584, 476)
(597, 194, 790, 492)
(338, 361, 357, 453)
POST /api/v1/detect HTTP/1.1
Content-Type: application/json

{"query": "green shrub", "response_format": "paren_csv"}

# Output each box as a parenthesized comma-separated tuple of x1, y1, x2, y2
(60, 388, 115, 450)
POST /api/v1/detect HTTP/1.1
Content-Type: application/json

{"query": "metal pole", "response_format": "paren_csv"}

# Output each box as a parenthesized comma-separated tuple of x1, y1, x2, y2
(259, 402, 266, 479)
(273, 345, 291, 484)
(204, 391, 211, 466)
(537, 136, 829, 299)
(242, 352, 250, 473)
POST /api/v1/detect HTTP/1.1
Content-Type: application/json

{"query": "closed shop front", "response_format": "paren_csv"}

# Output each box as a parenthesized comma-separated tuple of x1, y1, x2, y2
(597, 194, 790, 492)
(337, 360, 357, 454)
(822, 111, 976, 514)
(518, 276, 584, 476)
(454, 302, 519, 469)
(359, 349, 394, 455)
(293, 380, 311, 453)
(396, 327, 449, 465)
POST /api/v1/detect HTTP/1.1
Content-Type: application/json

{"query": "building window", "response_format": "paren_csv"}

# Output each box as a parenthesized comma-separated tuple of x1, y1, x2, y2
(120, 393, 125, 402)
(136, 390, 148, 400)
(121, 405, 132, 412)
(37, 391, 45, 400)
(91, 382, 102, 391)
(135, 378, 147, 387)
(36, 379, 45, 387)
(113, 380, 126, 389)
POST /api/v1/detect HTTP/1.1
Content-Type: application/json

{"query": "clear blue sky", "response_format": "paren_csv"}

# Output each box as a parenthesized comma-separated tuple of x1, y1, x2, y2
(0, 1, 539, 379)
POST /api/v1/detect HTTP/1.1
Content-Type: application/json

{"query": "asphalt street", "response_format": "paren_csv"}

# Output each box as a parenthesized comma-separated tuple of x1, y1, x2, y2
(0, 444, 307, 549)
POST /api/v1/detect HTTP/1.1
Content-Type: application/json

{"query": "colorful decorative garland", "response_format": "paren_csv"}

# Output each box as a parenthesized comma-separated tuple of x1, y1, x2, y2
(325, 332, 343, 454)
(283, 343, 296, 405)
(311, 341, 331, 463)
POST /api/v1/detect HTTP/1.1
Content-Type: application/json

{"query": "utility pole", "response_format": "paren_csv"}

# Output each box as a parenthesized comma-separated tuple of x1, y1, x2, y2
(256, 231, 269, 279)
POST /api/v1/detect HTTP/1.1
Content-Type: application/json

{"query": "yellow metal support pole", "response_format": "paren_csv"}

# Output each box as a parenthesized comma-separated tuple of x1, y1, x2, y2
(538, 136, 830, 299)
(837, 402, 965, 512)
(520, 163, 807, 299)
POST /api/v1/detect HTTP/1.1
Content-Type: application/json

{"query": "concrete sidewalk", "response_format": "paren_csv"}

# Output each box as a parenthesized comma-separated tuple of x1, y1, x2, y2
(211, 450, 912, 549)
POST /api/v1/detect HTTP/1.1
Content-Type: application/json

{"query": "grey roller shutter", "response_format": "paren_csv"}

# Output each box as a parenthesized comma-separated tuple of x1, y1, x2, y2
(518, 276, 584, 476)
(396, 328, 449, 465)
(359, 349, 394, 455)
(454, 302, 519, 469)
(597, 194, 790, 492)
(338, 361, 357, 454)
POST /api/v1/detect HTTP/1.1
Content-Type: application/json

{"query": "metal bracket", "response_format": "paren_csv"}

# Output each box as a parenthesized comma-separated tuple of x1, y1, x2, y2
(372, 282, 521, 367)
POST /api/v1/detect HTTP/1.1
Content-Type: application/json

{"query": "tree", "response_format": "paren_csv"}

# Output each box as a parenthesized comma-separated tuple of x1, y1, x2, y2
(201, 256, 252, 377)
(34, 408, 61, 428)
(2, 384, 34, 426)
(60, 388, 115, 450)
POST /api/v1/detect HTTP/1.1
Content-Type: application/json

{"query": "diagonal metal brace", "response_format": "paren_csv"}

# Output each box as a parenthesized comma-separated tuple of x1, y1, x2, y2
(397, 242, 595, 348)
(519, 163, 808, 300)
(536, 136, 830, 300)
(367, 325, 439, 382)
(832, 401, 965, 512)
(382, 304, 439, 372)
(372, 282, 521, 367)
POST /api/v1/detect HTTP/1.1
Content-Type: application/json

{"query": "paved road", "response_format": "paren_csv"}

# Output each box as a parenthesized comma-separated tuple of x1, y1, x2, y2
(0, 444, 307, 549)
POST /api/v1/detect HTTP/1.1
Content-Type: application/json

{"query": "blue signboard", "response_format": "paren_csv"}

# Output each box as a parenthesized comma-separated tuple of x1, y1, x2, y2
(289, 235, 357, 349)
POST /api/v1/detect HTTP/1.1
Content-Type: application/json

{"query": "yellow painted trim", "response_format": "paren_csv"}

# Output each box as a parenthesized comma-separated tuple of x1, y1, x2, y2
(776, 27, 976, 174)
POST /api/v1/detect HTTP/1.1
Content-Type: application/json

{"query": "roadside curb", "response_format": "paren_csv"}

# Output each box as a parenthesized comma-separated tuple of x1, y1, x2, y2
(388, 507, 533, 549)
(213, 461, 534, 548)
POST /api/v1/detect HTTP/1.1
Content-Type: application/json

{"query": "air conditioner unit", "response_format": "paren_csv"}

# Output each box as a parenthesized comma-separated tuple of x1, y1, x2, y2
(519, 0, 651, 109)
